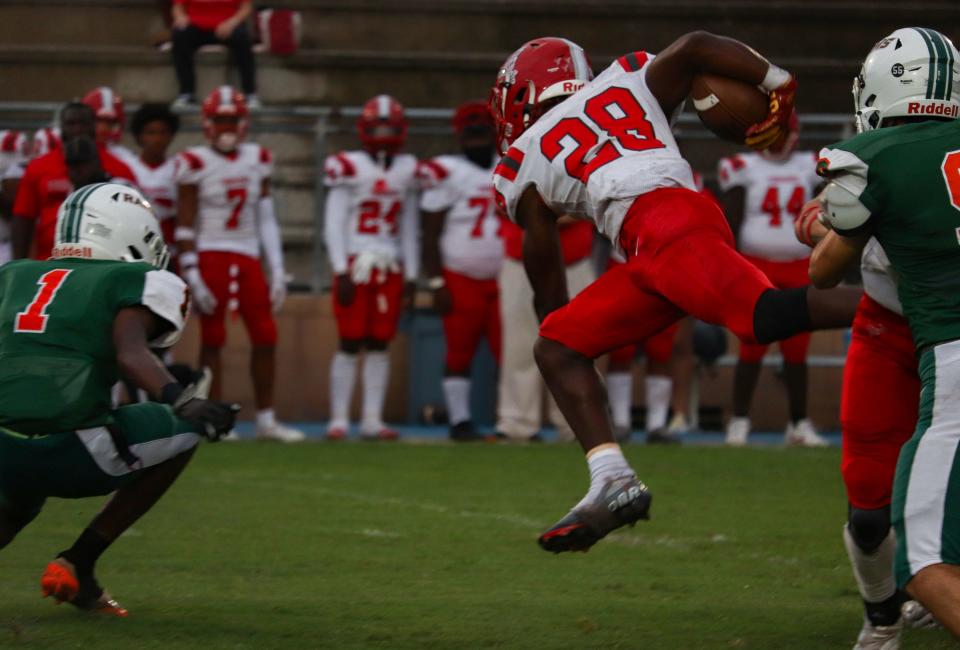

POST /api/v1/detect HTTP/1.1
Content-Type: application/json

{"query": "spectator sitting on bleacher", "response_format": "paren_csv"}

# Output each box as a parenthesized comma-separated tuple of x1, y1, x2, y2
(170, 0, 259, 109)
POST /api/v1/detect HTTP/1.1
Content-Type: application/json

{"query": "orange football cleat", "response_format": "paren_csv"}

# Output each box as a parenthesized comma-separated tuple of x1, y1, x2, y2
(40, 558, 128, 617)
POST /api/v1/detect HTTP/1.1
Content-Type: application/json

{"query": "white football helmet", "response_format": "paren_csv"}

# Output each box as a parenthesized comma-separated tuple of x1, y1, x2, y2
(53, 182, 169, 269)
(854, 27, 960, 132)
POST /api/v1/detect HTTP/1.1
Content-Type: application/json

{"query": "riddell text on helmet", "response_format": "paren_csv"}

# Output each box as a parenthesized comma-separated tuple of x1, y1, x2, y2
(907, 102, 959, 117)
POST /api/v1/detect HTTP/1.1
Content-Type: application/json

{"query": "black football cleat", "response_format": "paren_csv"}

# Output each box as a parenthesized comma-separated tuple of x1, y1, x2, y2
(449, 421, 483, 442)
(538, 475, 652, 553)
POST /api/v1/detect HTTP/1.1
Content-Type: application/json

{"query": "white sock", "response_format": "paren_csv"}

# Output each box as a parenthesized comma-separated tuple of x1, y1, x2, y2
(575, 445, 634, 510)
(843, 525, 898, 603)
(329, 351, 358, 429)
(361, 351, 389, 431)
(645, 375, 672, 431)
(606, 372, 633, 429)
(256, 408, 276, 429)
(443, 376, 471, 426)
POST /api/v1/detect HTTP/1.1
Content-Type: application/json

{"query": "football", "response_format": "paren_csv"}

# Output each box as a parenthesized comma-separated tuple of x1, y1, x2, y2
(691, 73, 770, 143)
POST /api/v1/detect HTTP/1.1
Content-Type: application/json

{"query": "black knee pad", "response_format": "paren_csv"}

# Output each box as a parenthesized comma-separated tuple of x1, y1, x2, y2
(753, 287, 812, 344)
(339, 339, 363, 354)
(364, 338, 388, 352)
(848, 505, 891, 554)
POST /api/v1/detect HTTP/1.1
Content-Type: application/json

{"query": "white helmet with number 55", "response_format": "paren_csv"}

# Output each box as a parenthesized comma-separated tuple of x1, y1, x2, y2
(53, 182, 170, 269)
(854, 27, 960, 133)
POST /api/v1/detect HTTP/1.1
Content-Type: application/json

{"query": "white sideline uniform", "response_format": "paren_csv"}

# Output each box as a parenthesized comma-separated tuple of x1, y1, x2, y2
(717, 151, 821, 261)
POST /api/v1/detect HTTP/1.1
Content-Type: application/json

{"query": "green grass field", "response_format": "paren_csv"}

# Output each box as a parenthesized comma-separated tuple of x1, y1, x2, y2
(0, 442, 954, 649)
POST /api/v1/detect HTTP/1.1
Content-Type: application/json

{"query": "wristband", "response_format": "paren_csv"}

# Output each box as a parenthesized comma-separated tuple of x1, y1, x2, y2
(160, 382, 185, 405)
(179, 251, 198, 269)
(174, 226, 196, 242)
(427, 276, 445, 290)
(761, 64, 791, 92)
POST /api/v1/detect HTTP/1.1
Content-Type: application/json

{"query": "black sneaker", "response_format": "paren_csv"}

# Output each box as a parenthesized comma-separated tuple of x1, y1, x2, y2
(449, 421, 482, 442)
(538, 475, 652, 553)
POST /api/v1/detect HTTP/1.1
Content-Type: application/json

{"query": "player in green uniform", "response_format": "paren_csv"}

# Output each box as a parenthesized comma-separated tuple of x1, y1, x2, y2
(0, 183, 237, 616)
(809, 27, 960, 638)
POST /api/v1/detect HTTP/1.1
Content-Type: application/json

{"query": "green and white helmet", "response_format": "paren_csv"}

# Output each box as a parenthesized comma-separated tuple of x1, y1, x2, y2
(854, 27, 960, 132)
(53, 182, 170, 269)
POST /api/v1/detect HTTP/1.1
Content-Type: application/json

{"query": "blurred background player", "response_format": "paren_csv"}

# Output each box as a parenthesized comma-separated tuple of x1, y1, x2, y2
(0, 130, 29, 265)
(12, 102, 135, 261)
(323, 94, 419, 441)
(717, 112, 827, 447)
(170, 0, 258, 108)
(82, 86, 136, 166)
(175, 86, 301, 442)
(127, 104, 181, 252)
(0, 183, 237, 617)
(496, 221, 595, 442)
(604, 254, 680, 444)
(420, 101, 502, 441)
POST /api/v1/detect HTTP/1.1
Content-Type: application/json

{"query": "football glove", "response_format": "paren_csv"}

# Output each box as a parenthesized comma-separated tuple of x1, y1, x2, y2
(182, 266, 217, 315)
(745, 78, 797, 150)
(164, 368, 239, 441)
(270, 272, 287, 314)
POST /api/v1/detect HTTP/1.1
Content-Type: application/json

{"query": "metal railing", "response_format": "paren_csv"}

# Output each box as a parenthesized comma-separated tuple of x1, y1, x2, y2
(0, 102, 858, 291)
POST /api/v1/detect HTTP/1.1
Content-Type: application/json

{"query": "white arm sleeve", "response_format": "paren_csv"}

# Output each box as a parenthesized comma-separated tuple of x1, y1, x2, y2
(400, 190, 420, 281)
(257, 195, 284, 276)
(822, 175, 871, 232)
(323, 185, 351, 275)
(142, 270, 189, 348)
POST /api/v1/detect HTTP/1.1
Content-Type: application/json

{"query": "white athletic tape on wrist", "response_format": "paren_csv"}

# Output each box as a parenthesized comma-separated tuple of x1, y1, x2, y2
(174, 226, 196, 241)
(179, 251, 198, 269)
(761, 64, 791, 91)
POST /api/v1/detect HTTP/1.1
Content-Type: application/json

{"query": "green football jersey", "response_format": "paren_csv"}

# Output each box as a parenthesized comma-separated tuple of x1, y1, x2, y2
(0, 258, 188, 435)
(820, 120, 960, 350)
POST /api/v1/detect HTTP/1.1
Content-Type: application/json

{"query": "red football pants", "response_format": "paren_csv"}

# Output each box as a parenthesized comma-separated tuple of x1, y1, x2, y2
(608, 321, 680, 366)
(442, 269, 501, 374)
(332, 265, 404, 343)
(540, 188, 774, 358)
(737, 255, 811, 363)
(841, 294, 918, 510)
(198, 251, 277, 347)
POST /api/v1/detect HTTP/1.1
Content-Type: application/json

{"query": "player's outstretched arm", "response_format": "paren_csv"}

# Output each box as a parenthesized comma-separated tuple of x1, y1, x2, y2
(647, 31, 784, 116)
(113, 307, 237, 439)
(517, 186, 567, 321)
(809, 230, 869, 289)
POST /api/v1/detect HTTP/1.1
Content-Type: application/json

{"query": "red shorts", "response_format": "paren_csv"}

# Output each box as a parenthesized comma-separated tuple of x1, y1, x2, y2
(442, 269, 501, 374)
(609, 321, 680, 366)
(737, 255, 811, 364)
(541, 188, 773, 358)
(198, 251, 277, 348)
(332, 266, 404, 343)
(841, 294, 918, 510)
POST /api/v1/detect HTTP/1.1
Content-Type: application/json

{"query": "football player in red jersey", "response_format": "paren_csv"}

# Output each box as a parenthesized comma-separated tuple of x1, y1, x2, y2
(81, 86, 136, 166)
(323, 95, 420, 440)
(0, 130, 29, 265)
(718, 112, 827, 447)
(175, 86, 303, 442)
(13, 102, 136, 261)
(490, 34, 858, 553)
(419, 102, 502, 441)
